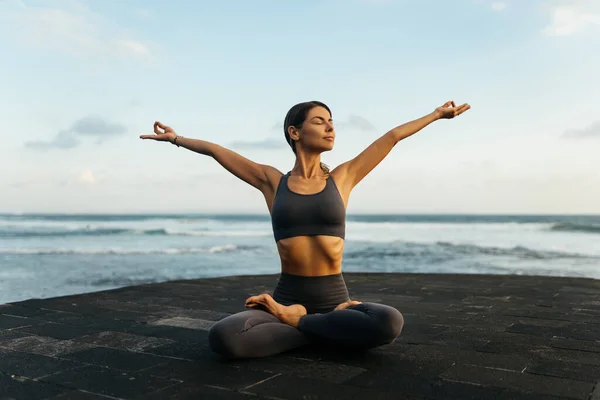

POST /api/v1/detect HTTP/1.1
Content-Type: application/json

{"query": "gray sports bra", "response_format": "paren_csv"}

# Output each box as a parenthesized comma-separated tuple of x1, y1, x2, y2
(271, 172, 346, 242)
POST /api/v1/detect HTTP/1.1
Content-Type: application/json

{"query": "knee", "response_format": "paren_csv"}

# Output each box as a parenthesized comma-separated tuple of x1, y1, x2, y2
(208, 321, 244, 359)
(377, 306, 404, 344)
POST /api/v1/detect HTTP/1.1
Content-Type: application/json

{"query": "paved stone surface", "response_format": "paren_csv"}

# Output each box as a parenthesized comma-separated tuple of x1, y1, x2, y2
(0, 272, 599, 399)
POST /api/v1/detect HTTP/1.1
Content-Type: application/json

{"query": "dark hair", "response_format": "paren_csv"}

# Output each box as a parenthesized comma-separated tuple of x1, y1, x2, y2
(283, 101, 331, 175)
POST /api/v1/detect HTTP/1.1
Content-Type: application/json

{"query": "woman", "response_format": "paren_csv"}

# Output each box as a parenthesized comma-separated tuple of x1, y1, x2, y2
(140, 100, 470, 358)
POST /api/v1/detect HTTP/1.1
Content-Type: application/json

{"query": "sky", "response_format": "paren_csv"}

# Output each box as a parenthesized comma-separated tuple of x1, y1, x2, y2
(1, 0, 599, 214)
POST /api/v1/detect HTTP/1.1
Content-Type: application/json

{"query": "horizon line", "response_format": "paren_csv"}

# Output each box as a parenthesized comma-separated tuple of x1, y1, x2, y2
(1, 211, 599, 217)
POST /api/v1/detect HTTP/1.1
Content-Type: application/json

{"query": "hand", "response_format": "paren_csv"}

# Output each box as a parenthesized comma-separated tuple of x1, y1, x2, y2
(334, 300, 362, 311)
(434, 101, 470, 120)
(139, 121, 177, 143)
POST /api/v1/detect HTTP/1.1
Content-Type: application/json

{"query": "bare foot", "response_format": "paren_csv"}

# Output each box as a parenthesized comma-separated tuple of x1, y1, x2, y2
(334, 300, 362, 311)
(245, 293, 307, 328)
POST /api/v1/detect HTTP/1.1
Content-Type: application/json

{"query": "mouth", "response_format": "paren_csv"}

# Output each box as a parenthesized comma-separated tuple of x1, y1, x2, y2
(324, 137, 334, 141)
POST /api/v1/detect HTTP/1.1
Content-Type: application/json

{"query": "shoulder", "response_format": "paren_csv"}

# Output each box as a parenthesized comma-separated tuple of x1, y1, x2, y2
(329, 163, 352, 194)
(261, 165, 285, 192)
(330, 162, 350, 184)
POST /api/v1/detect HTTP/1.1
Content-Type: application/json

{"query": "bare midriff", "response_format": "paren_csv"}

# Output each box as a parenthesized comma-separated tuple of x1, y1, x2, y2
(276, 235, 344, 276)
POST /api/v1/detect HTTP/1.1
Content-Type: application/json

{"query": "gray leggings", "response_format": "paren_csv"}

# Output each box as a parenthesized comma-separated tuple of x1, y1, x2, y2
(208, 273, 404, 359)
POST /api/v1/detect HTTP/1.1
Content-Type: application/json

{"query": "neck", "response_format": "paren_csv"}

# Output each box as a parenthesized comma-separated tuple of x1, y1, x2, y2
(291, 151, 324, 179)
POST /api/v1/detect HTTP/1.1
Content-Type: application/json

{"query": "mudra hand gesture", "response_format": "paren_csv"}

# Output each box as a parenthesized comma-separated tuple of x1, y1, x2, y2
(434, 101, 471, 119)
(140, 121, 177, 143)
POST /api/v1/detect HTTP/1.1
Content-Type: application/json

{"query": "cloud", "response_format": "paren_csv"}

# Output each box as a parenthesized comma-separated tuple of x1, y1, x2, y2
(561, 121, 600, 139)
(228, 137, 288, 150)
(25, 116, 126, 150)
(24, 130, 81, 150)
(491, 2, 507, 12)
(2, 0, 151, 59)
(70, 116, 127, 137)
(542, 1, 600, 36)
(344, 114, 377, 131)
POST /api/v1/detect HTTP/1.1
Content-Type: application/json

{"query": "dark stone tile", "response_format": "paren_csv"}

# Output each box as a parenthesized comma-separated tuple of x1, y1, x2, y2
(425, 380, 505, 400)
(549, 337, 600, 353)
(41, 364, 175, 399)
(506, 322, 600, 341)
(282, 341, 411, 366)
(0, 305, 55, 318)
(395, 332, 440, 345)
(501, 308, 598, 324)
(423, 327, 492, 350)
(125, 324, 208, 343)
(591, 383, 600, 400)
(32, 311, 90, 325)
(92, 309, 158, 323)
(150, 307, 232, 321)
(0, 373, 64, 400)
(476, 332, 559, 355)
(498, 388, 580, 399)
(404, 344, 532, 372)
(559, 286, 600, 295)
(47, 391, 116, 399)
(142, 383, 265, 400)
(440, 364, 594, 399)
(16, 322, 101, 340)
(464, 313, 521, 331)
(11, 298, 69, 310)
(0, 315, 44, 329)
(526, 360, 600, 382)
(13, 299, 105, 315)
(347, 350, 457, 392)
(0, 335, 96, 357)
(71, 331, 174, 352)
(401, 323, 451, 335)
(0, 329, 31, 343)
(142, 341, 211, 361)
(229, 354, 367, 384)
(62, 347, 170, 372)
(142, 358, 276, 390)
(0, 348, 84, 379)
(528, 347, 600, 366)
(148, 316, 215, 331)
(244, 374, 400, 400)
(3, 273, 600, 399)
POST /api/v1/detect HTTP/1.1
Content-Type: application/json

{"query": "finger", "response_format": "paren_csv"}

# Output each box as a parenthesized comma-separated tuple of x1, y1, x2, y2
(451, 101, 456, 108)
(139, 135, 157, 140)
(441, 101, 452, 108)
(155, 121, 170, 131)
(456, 104, 470, 115)
(154, 123, 162, 135)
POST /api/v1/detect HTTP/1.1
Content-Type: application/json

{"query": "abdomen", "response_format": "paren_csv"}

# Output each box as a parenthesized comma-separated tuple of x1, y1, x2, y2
(276, 236, 344, 276)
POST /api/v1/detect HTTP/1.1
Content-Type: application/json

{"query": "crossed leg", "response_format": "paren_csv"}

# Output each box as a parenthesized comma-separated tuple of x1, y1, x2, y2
(208, 295, 404, 359)
(298, 301, 404, 349)
(208, 309, 309, 359)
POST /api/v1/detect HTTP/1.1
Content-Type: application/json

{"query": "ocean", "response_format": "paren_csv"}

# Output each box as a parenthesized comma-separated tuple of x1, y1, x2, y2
(1, 213, 599, 304)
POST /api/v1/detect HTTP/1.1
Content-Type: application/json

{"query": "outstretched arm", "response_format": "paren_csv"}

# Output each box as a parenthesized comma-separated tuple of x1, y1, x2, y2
(140, 121, 281, 192)
(333, 101, 470, 190)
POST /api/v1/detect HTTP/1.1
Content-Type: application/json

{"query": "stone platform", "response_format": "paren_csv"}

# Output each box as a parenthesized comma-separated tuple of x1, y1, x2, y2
(1, 273, 599, 399)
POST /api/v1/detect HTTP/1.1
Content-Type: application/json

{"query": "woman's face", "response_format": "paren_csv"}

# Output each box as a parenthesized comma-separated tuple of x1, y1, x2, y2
(295, 106, 335, 153)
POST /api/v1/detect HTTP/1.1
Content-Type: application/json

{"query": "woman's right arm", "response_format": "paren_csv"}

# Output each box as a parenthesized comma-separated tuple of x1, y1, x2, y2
(141, 121, 281, 192)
